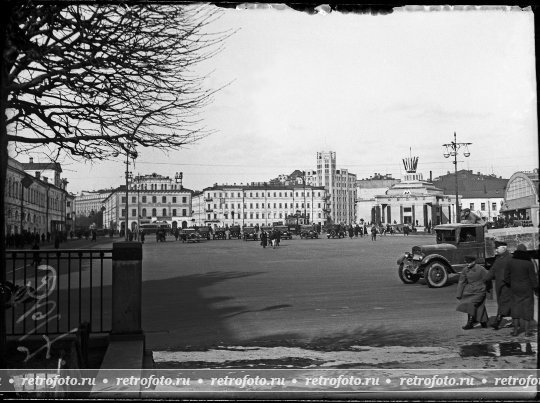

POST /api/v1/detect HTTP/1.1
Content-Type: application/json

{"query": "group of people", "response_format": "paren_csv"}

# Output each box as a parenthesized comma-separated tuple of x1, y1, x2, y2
(260, 229, 281, 249)
(456, 241, 538, 337)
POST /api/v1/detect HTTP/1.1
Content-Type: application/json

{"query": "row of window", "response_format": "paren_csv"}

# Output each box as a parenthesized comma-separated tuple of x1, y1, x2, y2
(206, 202, 321, 210)
(207, 212, 324, 220)
(133, 183, 183, 191)
(6, 209, 45, 224)
(121, 208, 188, 218)
(121, 196, 188, 204)
(7, 178, 64, 210)
(204, 191, 324, 199)
(469, 202, 498, 212)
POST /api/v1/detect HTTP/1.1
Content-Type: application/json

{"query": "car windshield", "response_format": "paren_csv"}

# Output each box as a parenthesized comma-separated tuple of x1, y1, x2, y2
(436, 229, 456, 243)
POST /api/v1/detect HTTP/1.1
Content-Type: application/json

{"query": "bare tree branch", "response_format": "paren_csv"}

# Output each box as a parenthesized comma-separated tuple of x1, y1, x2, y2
(5, 2, 233, 161)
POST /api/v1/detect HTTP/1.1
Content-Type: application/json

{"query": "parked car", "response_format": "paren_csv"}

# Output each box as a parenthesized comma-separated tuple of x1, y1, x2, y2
(299, 225, 318, 239)
(274, 225, 293, 240)
(243, 227, 258, 241)
(396, 223, 539, 288)
(180, 228, 203, 243)
(229, 225, 242, 239)
(325, 224, 346, 239)
(197, 227, 212, 240)
(213, 227, 227, 240)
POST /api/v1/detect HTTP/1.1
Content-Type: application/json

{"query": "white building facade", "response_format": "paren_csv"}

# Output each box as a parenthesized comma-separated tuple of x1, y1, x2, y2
(101, 173, 194, 232)
(192, 183, 329, 228)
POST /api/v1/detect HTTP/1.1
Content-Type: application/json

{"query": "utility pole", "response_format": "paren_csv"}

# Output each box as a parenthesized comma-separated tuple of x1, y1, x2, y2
(443, 132, 472, 223)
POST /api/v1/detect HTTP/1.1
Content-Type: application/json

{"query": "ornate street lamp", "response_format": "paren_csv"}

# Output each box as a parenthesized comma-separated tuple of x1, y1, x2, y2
(443, 132, 472, 223)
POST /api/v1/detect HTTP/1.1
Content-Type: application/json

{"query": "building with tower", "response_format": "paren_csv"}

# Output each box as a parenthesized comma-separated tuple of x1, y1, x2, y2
(305, 151, 357, 225)
(359, 154, 457, 228)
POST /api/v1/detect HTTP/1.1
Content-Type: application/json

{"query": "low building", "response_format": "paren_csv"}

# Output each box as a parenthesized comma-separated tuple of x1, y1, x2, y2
(500, 169, 539, 226)
(356, 173, 400, 223)
(433, 170, 508, 223)
(361, 156, 457, 228)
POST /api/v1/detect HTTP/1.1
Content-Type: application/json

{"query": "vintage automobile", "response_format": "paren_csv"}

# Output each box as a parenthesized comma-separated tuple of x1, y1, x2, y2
(325, 224, 346, 239)
(397, 223, 539, 288)
(243, 227, 259, 241)
(229, 225, 242, 239)
(197, 227, 212, 240)
(274, 225, 293, 240)
(180, 228, 203, 243)
(299, 224, 319, 239)
(213, 227, 227, 240)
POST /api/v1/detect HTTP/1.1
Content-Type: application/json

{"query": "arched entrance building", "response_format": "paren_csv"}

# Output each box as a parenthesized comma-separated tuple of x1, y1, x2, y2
(370, 156, 457, 227)
(500, 170, 539, 227)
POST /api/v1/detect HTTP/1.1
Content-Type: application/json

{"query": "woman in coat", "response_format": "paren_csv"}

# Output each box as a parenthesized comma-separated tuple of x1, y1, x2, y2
(456, 255, 490, 330)
(504, 244, 538, 337)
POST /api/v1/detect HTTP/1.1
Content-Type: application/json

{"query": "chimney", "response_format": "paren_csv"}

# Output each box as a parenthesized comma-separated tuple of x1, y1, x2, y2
(43, 177, 48, 183)
(29, 157, 33, 164)
(35, 171, 40, 179)
(429, 171, 432, 182)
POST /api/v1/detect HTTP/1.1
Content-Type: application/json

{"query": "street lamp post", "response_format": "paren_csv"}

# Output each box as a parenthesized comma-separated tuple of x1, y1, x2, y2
(443, 132, 471, 223)
(300, 171, 307, 224)
(115, 148, 137, 241)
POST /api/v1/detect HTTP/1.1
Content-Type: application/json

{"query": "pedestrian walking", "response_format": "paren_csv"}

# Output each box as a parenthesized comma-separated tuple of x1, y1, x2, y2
(371, 225, 377, 241)
(54, 234, 60, 249)
(348, 225, 354, 239)
(504, 244, 538, 337)
(456, 256, 489, 330)
(275, 229, 281, 247)
(485, 241, 513, 330)
(260, 231, 268, 248)
(91, 230, 97, 242)
(32, 241, 41, 268)
(140, 230, 145, 243)
(269, 230, 276, 249)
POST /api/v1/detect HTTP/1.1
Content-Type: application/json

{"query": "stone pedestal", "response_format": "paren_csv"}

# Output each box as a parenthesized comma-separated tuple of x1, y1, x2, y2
(111, 242, 142, 336)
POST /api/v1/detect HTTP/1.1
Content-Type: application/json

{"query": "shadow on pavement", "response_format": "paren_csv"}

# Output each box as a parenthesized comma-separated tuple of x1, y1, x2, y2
(142, 271, 267, 350)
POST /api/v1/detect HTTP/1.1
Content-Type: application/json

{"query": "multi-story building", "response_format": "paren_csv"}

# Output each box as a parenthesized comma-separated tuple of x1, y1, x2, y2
(74, 190, 113, 217)
(101, 173, 193, 233)
(305, 151, 357, 225)
(433, 170, 508, 223)
(5, 157, 70, 236)
(192, 183, 329, 228)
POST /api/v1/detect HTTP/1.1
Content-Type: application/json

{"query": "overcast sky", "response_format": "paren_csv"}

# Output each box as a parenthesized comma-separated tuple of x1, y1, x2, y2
(28, 5, 539, 194)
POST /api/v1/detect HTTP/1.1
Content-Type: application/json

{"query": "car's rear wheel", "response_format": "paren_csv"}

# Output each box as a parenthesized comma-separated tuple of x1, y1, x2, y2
(425, 261, 449, 288)
(398, 263, 420, 284)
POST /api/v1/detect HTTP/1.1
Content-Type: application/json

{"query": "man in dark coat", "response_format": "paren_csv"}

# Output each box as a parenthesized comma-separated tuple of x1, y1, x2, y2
(260, 231, 268, 248)
(485, 241, 513, 329)
(504, 244, 538, 337)
(456, 256, 490, 330)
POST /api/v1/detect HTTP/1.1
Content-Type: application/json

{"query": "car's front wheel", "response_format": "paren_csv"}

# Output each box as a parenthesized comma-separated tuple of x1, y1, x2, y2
(398, 263, 420, 284)
(425, 261, 449, 288)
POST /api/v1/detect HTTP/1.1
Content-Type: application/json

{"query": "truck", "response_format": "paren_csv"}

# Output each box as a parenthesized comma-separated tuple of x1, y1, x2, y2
(396, 223, 539, 288)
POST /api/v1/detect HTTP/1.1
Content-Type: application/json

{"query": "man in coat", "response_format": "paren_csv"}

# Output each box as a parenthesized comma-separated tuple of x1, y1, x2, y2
(504, 244, 538, 337)
(485, 241, 513, 329)
(456, 255, 490, 330)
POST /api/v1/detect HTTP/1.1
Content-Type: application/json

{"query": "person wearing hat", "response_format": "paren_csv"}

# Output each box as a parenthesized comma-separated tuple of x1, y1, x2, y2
(485, 240, 513, 330)
(504, 244, 538, 337)
(456, 255, 490, 330)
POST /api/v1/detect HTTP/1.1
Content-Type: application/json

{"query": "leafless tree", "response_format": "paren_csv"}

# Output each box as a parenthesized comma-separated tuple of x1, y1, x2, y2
(0, 1, 231, 364)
